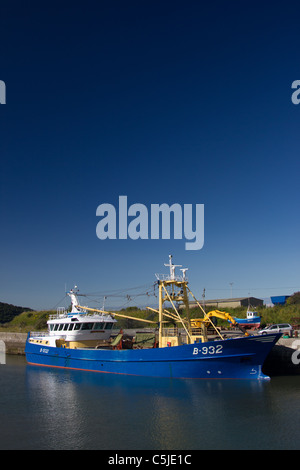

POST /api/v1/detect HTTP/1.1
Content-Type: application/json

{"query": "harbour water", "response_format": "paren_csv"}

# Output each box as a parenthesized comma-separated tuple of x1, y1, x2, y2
(1, 355, 300, 450)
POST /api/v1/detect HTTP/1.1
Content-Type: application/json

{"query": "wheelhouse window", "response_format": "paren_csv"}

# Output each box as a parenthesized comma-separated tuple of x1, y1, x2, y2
(81, 322, 94, 330)
(105, 323, 113, 330)
(93, 322, 104, 330)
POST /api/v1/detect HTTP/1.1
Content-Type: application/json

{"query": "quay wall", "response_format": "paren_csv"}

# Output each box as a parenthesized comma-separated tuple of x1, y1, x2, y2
(262, 337, 300, 376)
(0, 332, 28, 355)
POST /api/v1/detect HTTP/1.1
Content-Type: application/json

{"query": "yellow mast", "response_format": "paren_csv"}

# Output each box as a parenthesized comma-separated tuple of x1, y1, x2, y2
(155, 255, 192, 347)
(158, 281, 163, 348)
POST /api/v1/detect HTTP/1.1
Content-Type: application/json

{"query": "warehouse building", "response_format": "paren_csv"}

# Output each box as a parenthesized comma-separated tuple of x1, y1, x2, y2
(189, 297, 264, 309)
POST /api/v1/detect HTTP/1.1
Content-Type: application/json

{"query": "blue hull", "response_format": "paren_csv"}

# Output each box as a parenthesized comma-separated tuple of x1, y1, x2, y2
(25, 333, 280, 380)
(233, 317, 261, 327)
(234, 317, 261, 324)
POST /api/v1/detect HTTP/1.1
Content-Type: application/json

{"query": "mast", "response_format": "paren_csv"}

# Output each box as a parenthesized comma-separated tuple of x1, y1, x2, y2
(157, 255, 192, 347)
(164, 254, 182, 280)
(158, 281, 163, 348)
(67, 286, 82, 314)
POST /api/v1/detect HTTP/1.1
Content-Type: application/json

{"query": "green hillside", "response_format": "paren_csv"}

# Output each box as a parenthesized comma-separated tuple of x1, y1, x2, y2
(1, 309, 54, 332)
(0, 302, 32, 324)
(1, 292, 300, 332)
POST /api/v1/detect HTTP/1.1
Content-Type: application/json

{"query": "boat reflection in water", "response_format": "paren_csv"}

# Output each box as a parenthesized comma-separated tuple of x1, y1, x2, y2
(25, 361, 271, 450)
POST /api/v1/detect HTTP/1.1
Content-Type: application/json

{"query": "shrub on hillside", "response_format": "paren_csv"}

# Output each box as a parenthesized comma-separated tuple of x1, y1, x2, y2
(287, 292, 300, 305)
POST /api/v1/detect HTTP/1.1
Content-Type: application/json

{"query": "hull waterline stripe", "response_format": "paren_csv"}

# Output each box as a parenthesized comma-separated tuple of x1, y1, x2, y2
(26, 361, 267, 380)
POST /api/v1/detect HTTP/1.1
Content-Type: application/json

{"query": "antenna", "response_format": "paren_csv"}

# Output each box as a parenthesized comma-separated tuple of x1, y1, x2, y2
(180, 268, 188, 280)
(164, 254, 182, 280)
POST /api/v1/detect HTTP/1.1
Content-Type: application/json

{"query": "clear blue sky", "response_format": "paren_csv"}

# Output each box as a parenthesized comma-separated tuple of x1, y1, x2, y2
(0, 0, 299, 310)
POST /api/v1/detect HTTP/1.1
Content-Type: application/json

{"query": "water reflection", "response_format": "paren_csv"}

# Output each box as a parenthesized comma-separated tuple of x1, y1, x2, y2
(1, 358, 299, 449)
(147, 379, 273, 450)
(25, 367, 88, 448)
(24, 364, 276, 450)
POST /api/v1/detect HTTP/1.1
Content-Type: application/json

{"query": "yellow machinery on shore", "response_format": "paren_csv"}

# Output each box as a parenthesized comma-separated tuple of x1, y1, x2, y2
(190, 310, 250, 342)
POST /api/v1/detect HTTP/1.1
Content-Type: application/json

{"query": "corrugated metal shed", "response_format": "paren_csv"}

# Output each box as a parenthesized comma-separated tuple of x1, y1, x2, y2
(189, 297, 263, 309)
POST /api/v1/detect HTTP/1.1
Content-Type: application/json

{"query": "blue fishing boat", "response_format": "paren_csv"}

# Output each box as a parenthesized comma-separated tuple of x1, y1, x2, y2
(25, 256, 280, 380)
(232, 309, 261, 329)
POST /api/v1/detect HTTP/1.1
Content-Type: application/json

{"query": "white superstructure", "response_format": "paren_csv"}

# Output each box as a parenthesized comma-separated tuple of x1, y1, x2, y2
(29, 287, 117, 348)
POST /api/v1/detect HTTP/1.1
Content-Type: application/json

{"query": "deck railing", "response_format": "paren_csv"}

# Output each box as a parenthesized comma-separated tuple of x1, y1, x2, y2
(29, 331, 48, 338)
(155, 273, 186, 282)
(162, 327, 179, 337)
